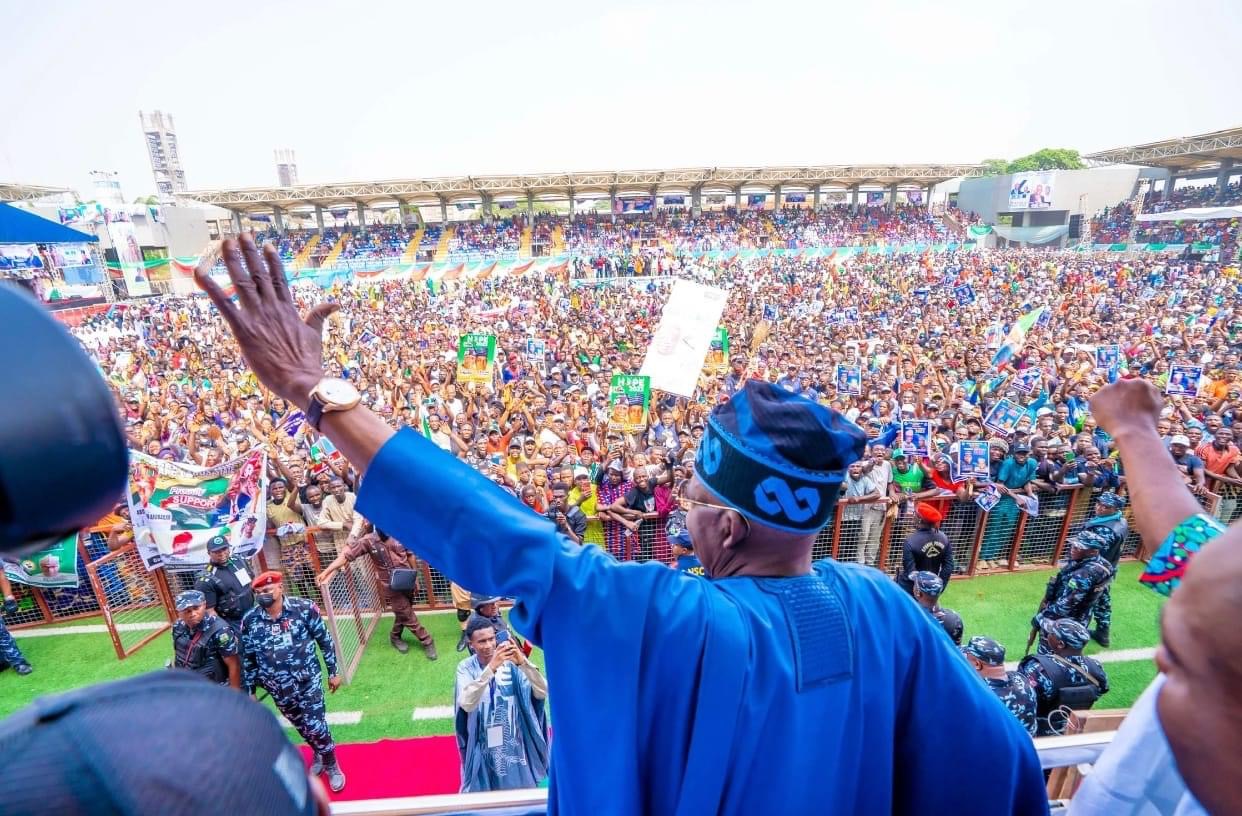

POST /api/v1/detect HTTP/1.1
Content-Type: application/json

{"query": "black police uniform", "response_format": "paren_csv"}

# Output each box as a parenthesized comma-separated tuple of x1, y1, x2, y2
(172, 613, 238, 684)
(194, 558, 255, 631)
(1017, 652, 1108, 736)
(898, 526, 954, 595)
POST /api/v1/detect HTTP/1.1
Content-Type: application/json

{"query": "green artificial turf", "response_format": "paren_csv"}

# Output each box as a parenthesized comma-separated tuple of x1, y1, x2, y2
(2, 564, 1163, 743)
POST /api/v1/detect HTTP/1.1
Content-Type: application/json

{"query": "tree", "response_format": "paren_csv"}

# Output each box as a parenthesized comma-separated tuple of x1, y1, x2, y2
(1005, 148, 1085, 173)
(133, 195, 160, 205)
(981, 158, 1009, 176)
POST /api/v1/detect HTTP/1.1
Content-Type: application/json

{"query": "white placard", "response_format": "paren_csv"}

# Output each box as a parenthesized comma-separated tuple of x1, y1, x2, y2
(639, 279, 729, 398)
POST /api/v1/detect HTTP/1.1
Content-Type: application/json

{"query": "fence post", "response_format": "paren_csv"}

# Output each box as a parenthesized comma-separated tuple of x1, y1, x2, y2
(830, 511, 842, 560)
(29, 588, 55, 627)
(876, 513, 894, 574)
(1006, 511, 1029, 572)
(965, 511, 989, 577)
(418, 561, 440, 609)
(1051, 487, 1080, 564)
(86, 556, 125, 660)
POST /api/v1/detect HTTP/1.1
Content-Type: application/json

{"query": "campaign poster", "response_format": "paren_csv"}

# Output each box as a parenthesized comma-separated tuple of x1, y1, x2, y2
(975, 483, 1002, 513)
(706, 327, 730, 374)
(1012, 367, 1042, 395)
(1096, 344, 1121, 373)
(983, 397, 1025, 436)
(608, 374, 650, 433)
(1165, 364, 1202, 397)
(900, 419, 932, 458)
(525, 337, 546, 364)
(954, 284, 976, 305)
(957, 440, 991, 479)
(1008, 171, 1054, 210)
(456, 333, 497, 384)
(2, 533, 80, 589)
(835, 364, 862, 396)
(126, 449, 267, 570)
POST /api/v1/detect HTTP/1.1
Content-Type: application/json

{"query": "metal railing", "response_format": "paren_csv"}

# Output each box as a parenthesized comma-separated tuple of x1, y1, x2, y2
(326, 731, 1118, 815)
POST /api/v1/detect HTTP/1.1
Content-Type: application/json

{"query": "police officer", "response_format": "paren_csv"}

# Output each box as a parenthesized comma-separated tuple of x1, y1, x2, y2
(1033, 529, 1112, 655)
(909, 570, 964, 645)
(897, 502, 953, 596)
(1017, 619, 1108, 736)
(194, 535, 255, 632)
(1083, 491, 1129, 647)
(241, 571, 346, 792)
(0, 579, 33, 676)
(961, 636, 1037, 736)
(170, 589, 241, 688)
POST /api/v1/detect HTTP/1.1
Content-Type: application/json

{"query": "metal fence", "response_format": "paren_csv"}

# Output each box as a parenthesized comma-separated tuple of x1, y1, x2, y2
(3, 481, 1232, 646)
(85, 542, 174, 660)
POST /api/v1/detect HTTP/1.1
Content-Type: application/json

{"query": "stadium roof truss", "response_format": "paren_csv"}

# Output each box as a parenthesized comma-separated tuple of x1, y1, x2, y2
(1083, 126, 1242, 173)
(0, 182, 73, 203)
(180, 164, 983, 213)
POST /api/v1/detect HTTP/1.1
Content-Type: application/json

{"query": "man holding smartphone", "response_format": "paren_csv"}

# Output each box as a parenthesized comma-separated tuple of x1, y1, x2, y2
(454, 616, 549, 792)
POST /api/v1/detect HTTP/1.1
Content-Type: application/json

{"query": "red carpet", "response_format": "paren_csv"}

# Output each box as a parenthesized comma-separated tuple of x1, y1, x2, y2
(298, 736, 461, 802)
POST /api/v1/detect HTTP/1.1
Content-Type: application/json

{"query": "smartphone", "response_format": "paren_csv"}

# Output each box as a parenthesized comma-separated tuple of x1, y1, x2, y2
(495, 630, 510, 645)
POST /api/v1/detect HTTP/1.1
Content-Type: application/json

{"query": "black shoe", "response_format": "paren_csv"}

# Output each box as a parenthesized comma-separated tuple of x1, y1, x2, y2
(390, 633, 409, 654)
(326, 764, 346, 793)
(14, 662, 32, 676)
(423, 642, 439, 661)
(1090, 626, 1110, 648)
(456, 631, 467, 652)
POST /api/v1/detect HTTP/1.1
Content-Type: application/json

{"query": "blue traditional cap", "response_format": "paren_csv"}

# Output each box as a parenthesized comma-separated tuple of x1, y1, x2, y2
(174, 589, 206, 611)
(962, 635, 1006, 666)
(1096, 492, 1126, 510)
(1040, 617, 1091, 649)
(909, 570, 944, 596)
(694, 381, 866, 534)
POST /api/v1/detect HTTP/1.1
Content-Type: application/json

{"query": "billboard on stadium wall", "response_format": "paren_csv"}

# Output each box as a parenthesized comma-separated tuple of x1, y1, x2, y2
(1008, 171, 1054, 210)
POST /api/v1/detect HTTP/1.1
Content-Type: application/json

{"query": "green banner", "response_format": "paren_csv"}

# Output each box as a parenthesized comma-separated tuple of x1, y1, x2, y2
(608, 374, 651, 433)
(1110, 243, 1128, 252)
(1192, 242, 1214, 252)
(4, 533, 80, 588)
(968, 225, 993, 236)
(456, 333, 497, 384)
(707, 327, 730, 373)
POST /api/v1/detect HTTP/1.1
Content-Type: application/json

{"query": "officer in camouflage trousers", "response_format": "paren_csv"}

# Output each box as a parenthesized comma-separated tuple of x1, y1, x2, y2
(1082, 492, 1129, 647)
(1033, 529, 1113, 655)
(241, 571, 346, 792)
(961, 636, 1037, 736)
(0, 575, 33, 676)
(1018, 619, 1108, 736)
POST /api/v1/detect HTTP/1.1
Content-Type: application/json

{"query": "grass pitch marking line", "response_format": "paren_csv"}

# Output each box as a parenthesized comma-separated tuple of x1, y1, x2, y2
(279, 711, 363, 728)
(1003, 646, 1155, 671)
(11, 621, 165, 638)
(412, 705, 455, 721)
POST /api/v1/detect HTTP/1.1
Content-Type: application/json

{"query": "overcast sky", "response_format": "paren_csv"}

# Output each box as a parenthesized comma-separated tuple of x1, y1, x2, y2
(3, 0, 1240, 199)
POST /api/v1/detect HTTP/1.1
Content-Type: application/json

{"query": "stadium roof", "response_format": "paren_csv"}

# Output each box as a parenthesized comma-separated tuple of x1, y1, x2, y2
(0, 182, 72, 203)
(180, 164, 984, 213)
(1083, 126, 1242, 173)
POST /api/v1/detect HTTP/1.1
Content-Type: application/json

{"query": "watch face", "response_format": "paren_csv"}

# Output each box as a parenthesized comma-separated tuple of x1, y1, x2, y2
(319, 378, 360, 406)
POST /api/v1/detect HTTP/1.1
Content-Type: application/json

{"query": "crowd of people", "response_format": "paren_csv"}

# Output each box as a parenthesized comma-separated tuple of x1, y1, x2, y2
(9, 209, 1234, 794)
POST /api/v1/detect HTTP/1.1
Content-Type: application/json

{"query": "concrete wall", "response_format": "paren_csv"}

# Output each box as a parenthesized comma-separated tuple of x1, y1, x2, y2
(957, 166, 1141, 224)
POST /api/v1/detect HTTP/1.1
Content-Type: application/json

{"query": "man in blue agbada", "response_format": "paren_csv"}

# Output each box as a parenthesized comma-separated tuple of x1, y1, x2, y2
(197, 234, 1049, 816)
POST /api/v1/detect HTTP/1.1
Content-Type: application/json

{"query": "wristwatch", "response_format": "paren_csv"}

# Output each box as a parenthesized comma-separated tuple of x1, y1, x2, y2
(306, 378, 362, 431)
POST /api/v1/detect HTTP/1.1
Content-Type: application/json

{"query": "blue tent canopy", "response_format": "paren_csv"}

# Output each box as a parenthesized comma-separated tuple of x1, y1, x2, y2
(0, 202, 98, 245)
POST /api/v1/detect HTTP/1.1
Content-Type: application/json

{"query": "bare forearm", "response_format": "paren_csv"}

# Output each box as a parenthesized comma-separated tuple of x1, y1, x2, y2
(1112, 427, 1202, 555)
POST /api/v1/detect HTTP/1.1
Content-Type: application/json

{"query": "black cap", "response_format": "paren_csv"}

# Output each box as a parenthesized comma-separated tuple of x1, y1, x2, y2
(1, 287, 127, 558)
(0, 672, 319, 815)
(206, 534, 230, 552)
